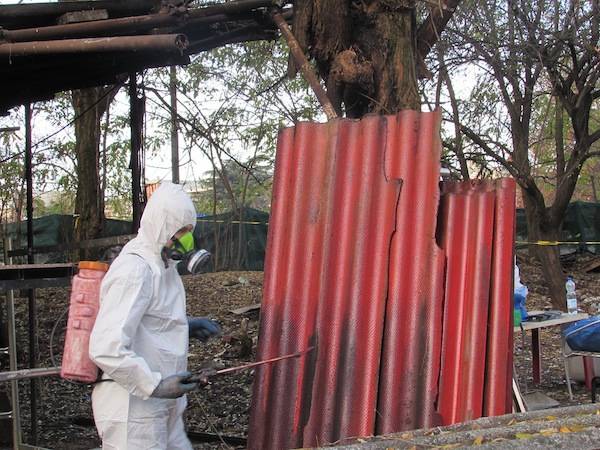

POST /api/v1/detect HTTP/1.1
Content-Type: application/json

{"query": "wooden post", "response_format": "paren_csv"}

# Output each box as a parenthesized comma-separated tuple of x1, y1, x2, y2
(170, 66, 180, 184)
(24, 103, 39, 445)
(270, 10, 338, 120)
(129, 73, 146, 232)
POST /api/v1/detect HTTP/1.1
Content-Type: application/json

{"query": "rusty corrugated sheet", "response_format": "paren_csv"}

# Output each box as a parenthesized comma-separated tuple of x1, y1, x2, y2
(248, 111, 442, 449)
(376, 111, 445, 434)
(248, 111, 516, 449)
(484, 178, 516, 416)
(437, 180, 516, 425)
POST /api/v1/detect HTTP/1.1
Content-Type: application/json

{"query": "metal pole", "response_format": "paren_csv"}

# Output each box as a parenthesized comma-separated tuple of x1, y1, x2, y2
(24, 103, 38, 445)
(0, 367, 61, 384)
(0, 34, 189, 57)
(170, 66, 180, 184)
(5, 237, 22, 450)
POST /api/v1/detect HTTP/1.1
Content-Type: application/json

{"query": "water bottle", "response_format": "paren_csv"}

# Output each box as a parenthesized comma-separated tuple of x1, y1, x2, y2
(566, 276, 578, 315)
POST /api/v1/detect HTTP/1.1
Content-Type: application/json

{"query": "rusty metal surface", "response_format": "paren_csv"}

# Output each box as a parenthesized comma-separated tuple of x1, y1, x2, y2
(248, 112, 516, 448)
(438, 181, 497, 425)
(0, 0, 161, 29)
(248, 111, 443, 449)
(376, 110, 445, 434)
(484, 178, 517, 416)
(0, 0, 285, 113)
(0, 34, 188, 57)
(437, 180, 516, 426)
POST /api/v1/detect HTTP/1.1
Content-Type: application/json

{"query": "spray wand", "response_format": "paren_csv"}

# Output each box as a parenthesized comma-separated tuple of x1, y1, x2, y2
(187, 346, 314, 384)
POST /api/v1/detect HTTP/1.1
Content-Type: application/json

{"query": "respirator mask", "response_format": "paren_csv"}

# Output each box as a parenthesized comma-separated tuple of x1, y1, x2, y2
(162, 231, 211, 274)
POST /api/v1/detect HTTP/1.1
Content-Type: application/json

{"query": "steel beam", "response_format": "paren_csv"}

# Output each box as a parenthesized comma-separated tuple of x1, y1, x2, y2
(0, 264, 75, 292)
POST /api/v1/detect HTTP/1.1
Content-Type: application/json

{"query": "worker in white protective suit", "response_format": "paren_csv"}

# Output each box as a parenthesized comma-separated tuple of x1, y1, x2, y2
(89, 182, 220, 449)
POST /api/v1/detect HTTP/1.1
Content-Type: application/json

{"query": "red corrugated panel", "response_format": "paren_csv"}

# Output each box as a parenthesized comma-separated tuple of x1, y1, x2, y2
(248, 111, 515, 448)
(248, 111, 443, 449)
(483, 178, 516, 415)
(437, 180, 516, 425)
(376, 110, 445, 434)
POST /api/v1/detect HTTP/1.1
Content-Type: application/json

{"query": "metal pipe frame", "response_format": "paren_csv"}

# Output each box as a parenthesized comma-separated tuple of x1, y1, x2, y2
(2, 237, 52, 450)
(0, 0, 282, 43)
(0, 367, 61, 384)
(0, 34, 188, 57)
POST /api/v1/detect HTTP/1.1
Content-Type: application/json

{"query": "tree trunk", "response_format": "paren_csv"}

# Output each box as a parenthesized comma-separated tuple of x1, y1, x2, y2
(292, 0, 419, 117)
(72, 87, 106, 259)
(522, 189, 566, 310)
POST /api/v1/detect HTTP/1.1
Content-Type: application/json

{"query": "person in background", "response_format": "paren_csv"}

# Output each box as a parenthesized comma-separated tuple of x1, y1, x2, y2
(89, 182, 220, 449)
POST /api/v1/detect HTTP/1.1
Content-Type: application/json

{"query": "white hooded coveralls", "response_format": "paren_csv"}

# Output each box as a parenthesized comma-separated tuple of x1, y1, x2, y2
(89, 182, 196, 449)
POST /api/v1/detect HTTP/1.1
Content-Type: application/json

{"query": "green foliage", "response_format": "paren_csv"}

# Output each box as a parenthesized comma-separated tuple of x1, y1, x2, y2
(144, 39, 320, 213)
(196, 156, 273, 214)
(3, 38, 321, 224)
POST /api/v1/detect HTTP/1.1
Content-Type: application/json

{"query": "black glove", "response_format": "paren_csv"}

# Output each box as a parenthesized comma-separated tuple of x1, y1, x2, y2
(151, 372, 197, 399)
(188, 317, 221, 342)
(185, 368, 218, 386)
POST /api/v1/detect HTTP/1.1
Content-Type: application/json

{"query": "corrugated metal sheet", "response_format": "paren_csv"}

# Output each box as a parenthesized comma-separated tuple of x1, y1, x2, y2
(248, 111, 516, 449)
(437, 179, 516, 425)
(376, 111, 445, 434)
(438, 181, 497, 425)
(248, 114, 409, 449)
(484, 179, 517, 416)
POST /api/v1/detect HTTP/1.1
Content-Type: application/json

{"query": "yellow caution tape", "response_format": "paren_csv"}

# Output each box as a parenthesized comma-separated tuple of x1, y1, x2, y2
(516, 240, 600, 246)
(196, 219, 268, 225)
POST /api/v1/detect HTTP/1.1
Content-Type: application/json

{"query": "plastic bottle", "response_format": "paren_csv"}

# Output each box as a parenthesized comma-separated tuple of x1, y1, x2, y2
(566, 276, 578, 315)
(60, 261, 109, 383)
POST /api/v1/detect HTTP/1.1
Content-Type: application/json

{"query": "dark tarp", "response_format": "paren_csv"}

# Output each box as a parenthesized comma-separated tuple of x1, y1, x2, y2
(193, 207, 268, 272)
(516, 201, 600, 254)
(3, 209, 270, 270)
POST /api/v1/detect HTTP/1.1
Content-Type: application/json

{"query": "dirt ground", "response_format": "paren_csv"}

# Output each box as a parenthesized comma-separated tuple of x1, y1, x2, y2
(513, 249, 600, 408)
(2, 271, 263, 450)
(1, 251, 600, 449)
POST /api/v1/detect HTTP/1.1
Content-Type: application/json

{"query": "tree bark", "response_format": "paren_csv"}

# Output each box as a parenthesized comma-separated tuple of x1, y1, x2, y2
(72, 87, 109, 258)
(522, 189, 566, 310)
(292, 0, 419, 117)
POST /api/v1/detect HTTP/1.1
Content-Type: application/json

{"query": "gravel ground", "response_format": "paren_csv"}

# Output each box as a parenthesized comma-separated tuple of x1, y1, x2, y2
(1, 252, 599, 449)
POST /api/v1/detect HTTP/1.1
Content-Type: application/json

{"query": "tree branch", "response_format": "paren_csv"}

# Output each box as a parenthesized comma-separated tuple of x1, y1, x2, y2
(460, 123, 520, 178)
(416, 0, 462, 60)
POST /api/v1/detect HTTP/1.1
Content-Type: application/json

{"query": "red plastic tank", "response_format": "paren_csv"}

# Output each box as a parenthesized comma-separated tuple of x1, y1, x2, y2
(60, 261, 109, 383)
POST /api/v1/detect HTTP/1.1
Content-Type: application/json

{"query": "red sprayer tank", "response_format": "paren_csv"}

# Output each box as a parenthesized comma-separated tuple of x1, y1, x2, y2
(61, 261, 109, 383)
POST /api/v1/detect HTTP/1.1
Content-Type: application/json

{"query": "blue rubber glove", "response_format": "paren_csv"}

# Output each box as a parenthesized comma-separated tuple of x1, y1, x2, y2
(188, 317, 221, 342)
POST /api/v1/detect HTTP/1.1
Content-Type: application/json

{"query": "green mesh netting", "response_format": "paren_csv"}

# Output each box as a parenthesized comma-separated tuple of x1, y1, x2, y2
(516, 201, 600, 254)
(3, 208, 270, 270)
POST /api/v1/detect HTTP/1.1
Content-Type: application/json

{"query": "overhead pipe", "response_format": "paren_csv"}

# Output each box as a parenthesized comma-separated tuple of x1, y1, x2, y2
(0, 0, 161, 22)
(1, 13, 180, 43)
(0, 34, 188, 57)
(1, 0, 283, 43)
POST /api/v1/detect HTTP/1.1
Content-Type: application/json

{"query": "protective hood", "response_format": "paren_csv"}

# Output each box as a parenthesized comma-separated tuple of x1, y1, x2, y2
(122, 182, 196, 265)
